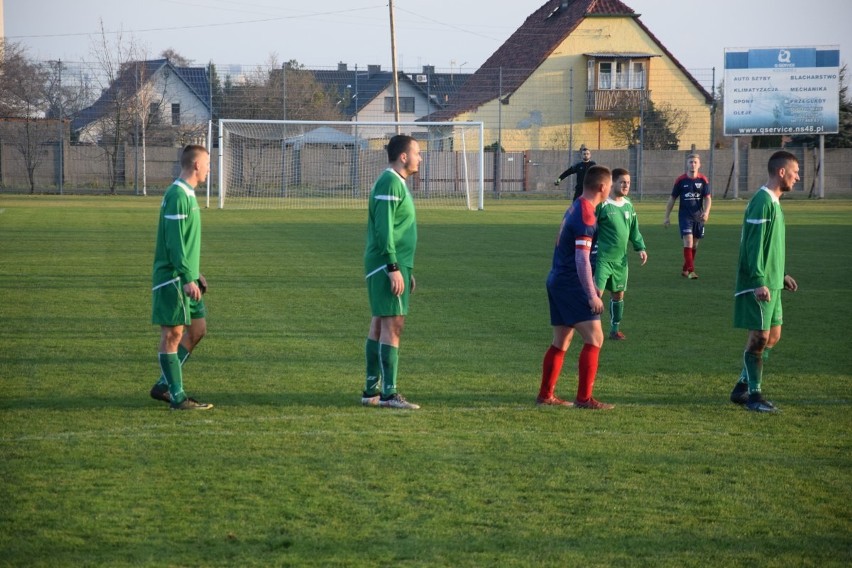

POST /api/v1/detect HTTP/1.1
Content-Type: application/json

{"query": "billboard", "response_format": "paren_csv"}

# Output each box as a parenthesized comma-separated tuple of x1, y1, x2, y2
(724, 46, 840, 137)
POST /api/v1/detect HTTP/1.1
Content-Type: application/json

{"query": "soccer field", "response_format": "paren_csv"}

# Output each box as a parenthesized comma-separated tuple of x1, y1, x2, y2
(0, 196, 850, 567)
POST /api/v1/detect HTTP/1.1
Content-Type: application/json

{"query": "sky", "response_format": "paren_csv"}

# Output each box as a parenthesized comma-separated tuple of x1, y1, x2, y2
(4, 0, 852, 76)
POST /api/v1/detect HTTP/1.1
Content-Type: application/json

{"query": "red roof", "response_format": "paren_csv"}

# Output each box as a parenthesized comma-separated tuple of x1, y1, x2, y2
(427, 0, 711, 121)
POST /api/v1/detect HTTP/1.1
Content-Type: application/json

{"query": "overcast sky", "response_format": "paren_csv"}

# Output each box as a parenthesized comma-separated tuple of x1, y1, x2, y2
(4, 0, 851, 75)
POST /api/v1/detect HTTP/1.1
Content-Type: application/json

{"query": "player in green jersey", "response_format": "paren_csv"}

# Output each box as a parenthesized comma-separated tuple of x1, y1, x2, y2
(594, 168, 647, 340)
(730, 151, 799, 413)
(150, 145, 213, 410)
(362, 135, 422, 410)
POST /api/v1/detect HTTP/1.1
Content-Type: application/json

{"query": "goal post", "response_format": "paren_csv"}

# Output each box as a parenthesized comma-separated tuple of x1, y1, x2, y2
(217, 119, 484, 210)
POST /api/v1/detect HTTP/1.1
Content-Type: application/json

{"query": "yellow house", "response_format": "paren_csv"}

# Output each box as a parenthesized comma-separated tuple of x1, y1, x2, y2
(427, 0, 713, 151)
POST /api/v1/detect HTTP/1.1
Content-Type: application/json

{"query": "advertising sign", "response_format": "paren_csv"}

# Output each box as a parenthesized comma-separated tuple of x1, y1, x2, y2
(724, 46, 840, 136)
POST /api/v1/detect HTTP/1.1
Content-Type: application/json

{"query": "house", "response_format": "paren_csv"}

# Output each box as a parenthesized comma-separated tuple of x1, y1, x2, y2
(312, 64, 471, 123)
(71, 58, 210, 145)
(425, 0, 713, 151)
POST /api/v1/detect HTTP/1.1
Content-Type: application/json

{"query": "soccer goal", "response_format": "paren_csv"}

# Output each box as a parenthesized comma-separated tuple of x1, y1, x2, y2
(217, 119, 484, 210)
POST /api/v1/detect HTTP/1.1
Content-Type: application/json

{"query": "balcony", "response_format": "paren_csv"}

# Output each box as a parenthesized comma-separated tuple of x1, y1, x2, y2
(585, 89, 651, 117)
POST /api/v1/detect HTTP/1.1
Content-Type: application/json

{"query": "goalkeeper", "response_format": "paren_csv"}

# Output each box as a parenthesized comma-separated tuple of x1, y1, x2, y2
(594, 168, 647, 340)
(554, 145, 595, 201)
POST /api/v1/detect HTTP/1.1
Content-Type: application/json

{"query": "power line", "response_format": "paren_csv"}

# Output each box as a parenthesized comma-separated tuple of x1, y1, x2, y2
(4, 5, 385, 41)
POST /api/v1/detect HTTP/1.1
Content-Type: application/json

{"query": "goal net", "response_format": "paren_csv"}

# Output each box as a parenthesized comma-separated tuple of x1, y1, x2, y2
(217, 120, 484, 210)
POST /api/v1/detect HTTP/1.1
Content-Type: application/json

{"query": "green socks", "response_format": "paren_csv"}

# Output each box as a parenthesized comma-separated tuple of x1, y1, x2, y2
(610, 299, 624, 333)
(743, 350, 763, 394)
(155, 344, 190, 387)
(364, 338, 382, 395)
(158, 352, 186, 405)
(738, 346, 771, 385)
(379, 343, 399, 397)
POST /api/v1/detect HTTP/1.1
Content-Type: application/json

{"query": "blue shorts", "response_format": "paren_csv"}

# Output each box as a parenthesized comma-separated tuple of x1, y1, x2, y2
(547, 281, 599, 327)
(679, 217, 705, 239)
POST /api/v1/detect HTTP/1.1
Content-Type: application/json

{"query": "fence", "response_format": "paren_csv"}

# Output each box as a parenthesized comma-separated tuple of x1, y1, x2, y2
(2, 142, 850, 199)
(1, 60, 849, 198)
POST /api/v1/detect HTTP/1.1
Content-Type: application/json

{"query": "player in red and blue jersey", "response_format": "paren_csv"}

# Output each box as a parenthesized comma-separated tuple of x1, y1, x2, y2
(663, 154, 712, 279)
(537, 165, 614, 410)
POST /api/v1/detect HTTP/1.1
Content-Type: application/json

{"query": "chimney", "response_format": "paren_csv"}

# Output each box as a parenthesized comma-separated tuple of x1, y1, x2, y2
(367, 64, 381, 76)
(422, 65, 435, 75)
(338, 62, 348, 72)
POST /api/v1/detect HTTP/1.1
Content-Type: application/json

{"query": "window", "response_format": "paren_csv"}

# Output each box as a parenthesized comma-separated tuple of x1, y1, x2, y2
(171, 103, 181, 126)
(615, 61, 629, 89)
(631, 62, 645, 89)
(384, 96, 415, 113)
(592, 59, 648, 90)
(149, 102, 161, 124)
(598, 62, 612, 90)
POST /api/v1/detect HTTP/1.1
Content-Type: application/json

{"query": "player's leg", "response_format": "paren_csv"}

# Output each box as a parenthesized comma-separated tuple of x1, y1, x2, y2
(608, 260, 628, 339)
(680, 223, 695, 276)
(537, 325, 574, 406)
(367, 266, 418, 409)
(691, 222, 706, 277)
(151, 297, 207, 402)
(573, 319, 612, 409)
(609, 290, 625, 339)
(362, 317, 383, 405)
(158, 324, 186, 403)
(733, 291, 780, 412)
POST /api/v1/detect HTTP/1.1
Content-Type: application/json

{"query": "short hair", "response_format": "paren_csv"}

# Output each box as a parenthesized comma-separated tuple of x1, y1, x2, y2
(387, 135, 416, 162)
(580, 145, 590, 152)
(612, 167, 630, 180)
(767, 150, 798, 175)
(181, 144, 208, 169)
(687, 153, 700, 161)
(583, 165, 611, 190)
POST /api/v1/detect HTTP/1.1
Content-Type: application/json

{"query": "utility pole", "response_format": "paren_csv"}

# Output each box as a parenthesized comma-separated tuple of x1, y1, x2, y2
(389, 0, 401, 133)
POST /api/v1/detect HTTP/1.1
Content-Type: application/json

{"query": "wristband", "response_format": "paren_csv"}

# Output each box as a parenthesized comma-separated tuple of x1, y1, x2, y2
(387, 263, 400, 272)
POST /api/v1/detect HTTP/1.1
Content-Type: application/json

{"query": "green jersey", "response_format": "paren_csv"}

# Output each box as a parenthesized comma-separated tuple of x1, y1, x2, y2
(735, 187, 786, 293)
(364, 168, 417, 274)
(152, 179, 201, 288)
(594, 197, 645, 263)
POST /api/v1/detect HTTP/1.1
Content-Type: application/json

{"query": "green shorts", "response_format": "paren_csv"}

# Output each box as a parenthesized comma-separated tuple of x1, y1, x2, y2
(734, 289, 782, 330)
(594, 257, 629, 293)
(152, 278, 207, 326)
(366, 265, 412, 317)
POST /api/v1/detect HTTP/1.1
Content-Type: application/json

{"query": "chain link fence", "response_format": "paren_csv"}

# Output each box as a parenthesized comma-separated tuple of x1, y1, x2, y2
(1, 60, 849, 198)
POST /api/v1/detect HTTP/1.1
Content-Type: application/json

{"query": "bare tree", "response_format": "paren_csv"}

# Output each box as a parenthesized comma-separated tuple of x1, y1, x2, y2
(88, 20, 144, 192)
(0, 40, 58, 193)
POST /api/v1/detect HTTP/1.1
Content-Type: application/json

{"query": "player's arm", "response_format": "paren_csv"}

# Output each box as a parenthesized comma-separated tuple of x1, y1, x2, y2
(741, 202, 771, 290)
(373, 186, 405, 296)
(663, 195, 676, 227)
(163, 194, 198, 287)
(555, 166, 573, 185)
(701, 193, 712, 222)
(575, 237, 603, 313)
(629, 214, 648, 265)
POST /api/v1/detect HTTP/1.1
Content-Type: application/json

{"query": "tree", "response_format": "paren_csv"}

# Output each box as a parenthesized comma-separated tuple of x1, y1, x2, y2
(88, 20, 145, 192)
(219, 55, 344, 121)
(0, 40, 58, 193)
(608, 100, 689, 150)
(160, 48, 192, 67)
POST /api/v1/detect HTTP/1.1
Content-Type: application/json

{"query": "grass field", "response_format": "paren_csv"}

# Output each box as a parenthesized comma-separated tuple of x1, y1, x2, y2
(0, 195, 850, 567)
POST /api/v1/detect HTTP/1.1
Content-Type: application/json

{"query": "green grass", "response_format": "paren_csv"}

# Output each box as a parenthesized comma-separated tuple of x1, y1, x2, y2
(0, 195, 850, 567)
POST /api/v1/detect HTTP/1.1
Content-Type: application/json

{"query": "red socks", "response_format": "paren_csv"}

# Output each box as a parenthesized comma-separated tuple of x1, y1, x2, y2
(576, 344, 601, 402)
(539, 345, 566, 400)
(682, 247, 695, 272)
